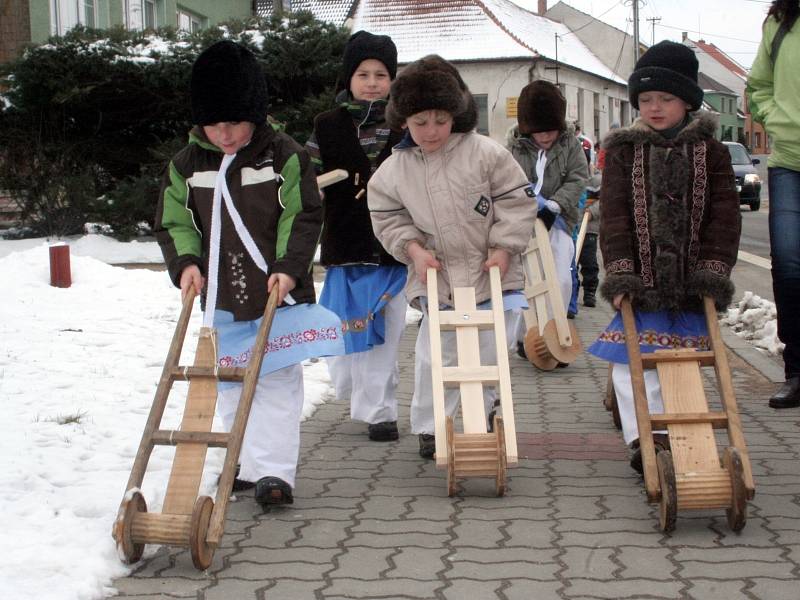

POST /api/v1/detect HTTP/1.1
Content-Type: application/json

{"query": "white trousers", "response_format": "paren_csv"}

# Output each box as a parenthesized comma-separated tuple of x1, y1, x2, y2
(412, 308, 518, 435)
(216, 363, 304, 487)
(515, 226, 575, 343)
(612, 363, 667, 445)
(325, 291, 406, 424)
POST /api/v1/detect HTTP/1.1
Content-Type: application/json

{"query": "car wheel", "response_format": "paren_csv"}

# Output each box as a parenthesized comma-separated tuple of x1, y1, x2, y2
(750, 199, 761, 211)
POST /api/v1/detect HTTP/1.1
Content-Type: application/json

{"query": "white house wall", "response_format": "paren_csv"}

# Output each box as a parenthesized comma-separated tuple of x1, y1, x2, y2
(455, 60, 628, 145)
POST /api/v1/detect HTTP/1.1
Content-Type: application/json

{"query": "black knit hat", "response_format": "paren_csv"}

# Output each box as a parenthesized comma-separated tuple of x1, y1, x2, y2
(342, 31, 398, 92)
(386, 54, 478, 133)
(517, 80, 566, 135)
(628, 40, 703, 111)
(190, 40, 268, 126)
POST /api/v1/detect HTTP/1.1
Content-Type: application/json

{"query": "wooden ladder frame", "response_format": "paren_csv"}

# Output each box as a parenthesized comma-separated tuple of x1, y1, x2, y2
(621, 296, 755, 531)
(426, 266, 517, 496)
(520, 218, 582, 369)
(113, 169, 347, 569)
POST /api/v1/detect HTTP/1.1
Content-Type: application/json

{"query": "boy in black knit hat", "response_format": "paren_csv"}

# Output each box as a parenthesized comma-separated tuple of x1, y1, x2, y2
(368, 55, 536, 459)
(305, 31, 407, 443)
(154, 40, 343, 507)
(587, 40, 740, 473)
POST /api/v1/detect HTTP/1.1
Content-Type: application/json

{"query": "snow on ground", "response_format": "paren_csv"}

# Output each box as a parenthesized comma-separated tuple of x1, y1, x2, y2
(722, 291, 784, 356)
(0, 239, 335, 600)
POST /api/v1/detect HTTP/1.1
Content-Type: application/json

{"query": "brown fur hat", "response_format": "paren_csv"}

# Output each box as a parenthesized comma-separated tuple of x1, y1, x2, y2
(386, 54, 478, 133)
(517, 80, 566, 135)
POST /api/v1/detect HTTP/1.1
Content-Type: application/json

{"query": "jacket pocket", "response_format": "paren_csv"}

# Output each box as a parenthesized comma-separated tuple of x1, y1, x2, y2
(466, 181, 493, 222)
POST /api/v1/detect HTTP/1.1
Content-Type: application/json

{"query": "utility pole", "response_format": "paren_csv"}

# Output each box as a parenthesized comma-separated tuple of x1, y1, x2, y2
(647, 16, 661, 45)
(632, 0, 640, 63)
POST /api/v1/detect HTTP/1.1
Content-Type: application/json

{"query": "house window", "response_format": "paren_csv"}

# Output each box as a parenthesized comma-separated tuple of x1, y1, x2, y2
(177, 7, 204, 32)
(126, 0, 161, 30)
(473, 94, 489, 136)
(755, 132, 762, 148)
(144, 0, 156, 29)
(50, 0, 96, 35)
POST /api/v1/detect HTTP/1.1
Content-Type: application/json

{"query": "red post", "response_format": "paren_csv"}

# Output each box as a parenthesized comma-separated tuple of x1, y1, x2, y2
(49, 244, 72, 288)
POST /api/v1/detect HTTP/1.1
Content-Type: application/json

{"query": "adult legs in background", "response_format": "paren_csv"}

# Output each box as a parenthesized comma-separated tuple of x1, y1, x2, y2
(768, 167, 800, 408)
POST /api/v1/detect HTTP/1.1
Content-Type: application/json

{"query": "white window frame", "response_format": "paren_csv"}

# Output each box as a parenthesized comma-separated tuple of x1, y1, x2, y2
(177, 7, 204, 32)
(50, 0, 97, 36)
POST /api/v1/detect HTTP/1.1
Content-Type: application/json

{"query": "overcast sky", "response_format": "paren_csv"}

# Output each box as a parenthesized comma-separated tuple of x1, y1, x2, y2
(513, 0, 770, 69)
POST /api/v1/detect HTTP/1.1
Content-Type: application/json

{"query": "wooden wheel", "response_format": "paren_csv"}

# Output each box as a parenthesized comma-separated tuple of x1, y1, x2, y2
(189, 496, 215, 570)
(603, 364, 615, 410)
(523, 325, 559, 370)
(724, 447, 748, 532)
(541, 319, 583, 364)
(656, 451, 677, 532)
(115, 491, 147, 564)
(446, 417, 457, 497)
(494, 416, 507, 497)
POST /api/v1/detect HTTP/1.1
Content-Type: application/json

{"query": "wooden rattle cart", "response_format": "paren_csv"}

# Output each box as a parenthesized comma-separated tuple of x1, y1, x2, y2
(112, 169, 347, 569)
(619, 296, 755, 532)
(426, 266, 517, 496)
(521, 218, 582, 370)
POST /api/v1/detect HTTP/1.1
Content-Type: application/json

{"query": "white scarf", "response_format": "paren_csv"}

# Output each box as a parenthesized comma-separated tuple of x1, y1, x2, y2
(533, 148, 547, 196)
(203, 152, 294, 328)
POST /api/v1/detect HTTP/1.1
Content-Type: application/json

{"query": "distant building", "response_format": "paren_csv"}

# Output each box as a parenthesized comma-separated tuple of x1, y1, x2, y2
(682, 33, 767, 154)
(697, 72, 742, 143)
(0, 0, 253, 64)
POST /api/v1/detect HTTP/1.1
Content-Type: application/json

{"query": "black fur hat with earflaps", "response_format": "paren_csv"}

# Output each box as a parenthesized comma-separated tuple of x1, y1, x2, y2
(516, 80, 566, 135)
(386, 54, 478, 133)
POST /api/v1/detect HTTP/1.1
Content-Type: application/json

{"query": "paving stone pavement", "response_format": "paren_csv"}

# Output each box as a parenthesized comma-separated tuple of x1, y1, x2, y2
(113, 299, 800, 600)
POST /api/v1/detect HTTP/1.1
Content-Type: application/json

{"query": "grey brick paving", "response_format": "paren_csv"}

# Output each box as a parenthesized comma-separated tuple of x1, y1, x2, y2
(113, 297, 800, 599)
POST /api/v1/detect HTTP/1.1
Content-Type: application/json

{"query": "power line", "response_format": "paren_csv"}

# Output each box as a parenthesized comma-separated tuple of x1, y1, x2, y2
(656, 22, 761, 45)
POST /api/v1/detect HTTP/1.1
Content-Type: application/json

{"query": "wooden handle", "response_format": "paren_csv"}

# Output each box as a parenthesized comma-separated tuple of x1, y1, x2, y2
(317, 169, 348, 190)
(574, 211, 590, 260)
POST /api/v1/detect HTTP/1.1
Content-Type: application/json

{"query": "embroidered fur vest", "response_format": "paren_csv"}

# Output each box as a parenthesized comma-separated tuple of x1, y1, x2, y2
(599, 113, 741, 312)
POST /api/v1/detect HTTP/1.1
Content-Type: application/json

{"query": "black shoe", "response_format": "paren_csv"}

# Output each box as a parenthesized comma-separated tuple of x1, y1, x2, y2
(769, 377, 800, 408)
(583, 295, 596, 308)
(418, 434, 436, 459)
(487, 398, 501, 432)
(567, 311, 576, 319)
(516, 341, 528, 360)
(368, 421, 399, 441)
(219, 465, 256, 492)
(255, 476, 294, 506)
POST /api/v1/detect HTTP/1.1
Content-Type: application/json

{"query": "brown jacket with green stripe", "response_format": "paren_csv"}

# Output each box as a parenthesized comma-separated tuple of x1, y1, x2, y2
(154, 123, 322, 321)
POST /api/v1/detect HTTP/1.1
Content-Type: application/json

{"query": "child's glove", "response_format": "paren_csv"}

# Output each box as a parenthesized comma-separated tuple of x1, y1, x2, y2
(537, 206, 556, 230)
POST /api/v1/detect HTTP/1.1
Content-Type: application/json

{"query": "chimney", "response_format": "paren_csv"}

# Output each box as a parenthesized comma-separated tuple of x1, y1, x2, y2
(538, 0, 547, 15)
(682, 31, 688, 42)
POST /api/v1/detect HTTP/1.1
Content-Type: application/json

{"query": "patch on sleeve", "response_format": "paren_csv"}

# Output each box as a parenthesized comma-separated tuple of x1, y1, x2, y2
(474, 195, 491, 217)
(524, 186, 536, 198)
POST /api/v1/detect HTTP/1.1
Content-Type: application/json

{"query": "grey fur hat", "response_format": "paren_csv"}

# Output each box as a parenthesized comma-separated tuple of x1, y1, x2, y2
(386, 54, 478, 133)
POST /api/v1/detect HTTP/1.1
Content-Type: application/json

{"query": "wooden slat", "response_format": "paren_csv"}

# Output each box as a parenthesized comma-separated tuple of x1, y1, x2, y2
(162, 327, 218, 516)
(656, 354, 722, 474)
(151, 430, 230, 447)
(438, 310, 496, 329)
(621, 299, 660, 501)
(453, 286, 487, 435)
(534, 219, 571, 347)
(442, 366, 499, 385)
(574, 211, 590, 260)
(641, 351, 716, 368)
(317, 168, 348, 189)
(649, 412, 728, 428)
(704, 296, 755, 498)
(489, 266, 517, 465)
(427, 269, 450, 469)
(171, 366, 246, 382)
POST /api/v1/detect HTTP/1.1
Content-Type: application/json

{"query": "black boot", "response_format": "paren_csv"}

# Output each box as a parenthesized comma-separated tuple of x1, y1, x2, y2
(368, 421, 399, 441)
(583, 291, 596, 308)
(769, 377, 800, 408)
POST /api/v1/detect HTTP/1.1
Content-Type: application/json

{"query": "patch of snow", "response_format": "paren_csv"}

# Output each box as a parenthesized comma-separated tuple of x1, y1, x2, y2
(722, 291, 784, 356)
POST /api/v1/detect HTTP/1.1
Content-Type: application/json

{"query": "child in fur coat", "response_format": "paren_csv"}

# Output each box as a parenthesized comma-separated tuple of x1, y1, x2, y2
(587, 41, 741, 473)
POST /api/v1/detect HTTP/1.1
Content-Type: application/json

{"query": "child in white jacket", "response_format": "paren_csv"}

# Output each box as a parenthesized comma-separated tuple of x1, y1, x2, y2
(368, 55, 537, 458)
